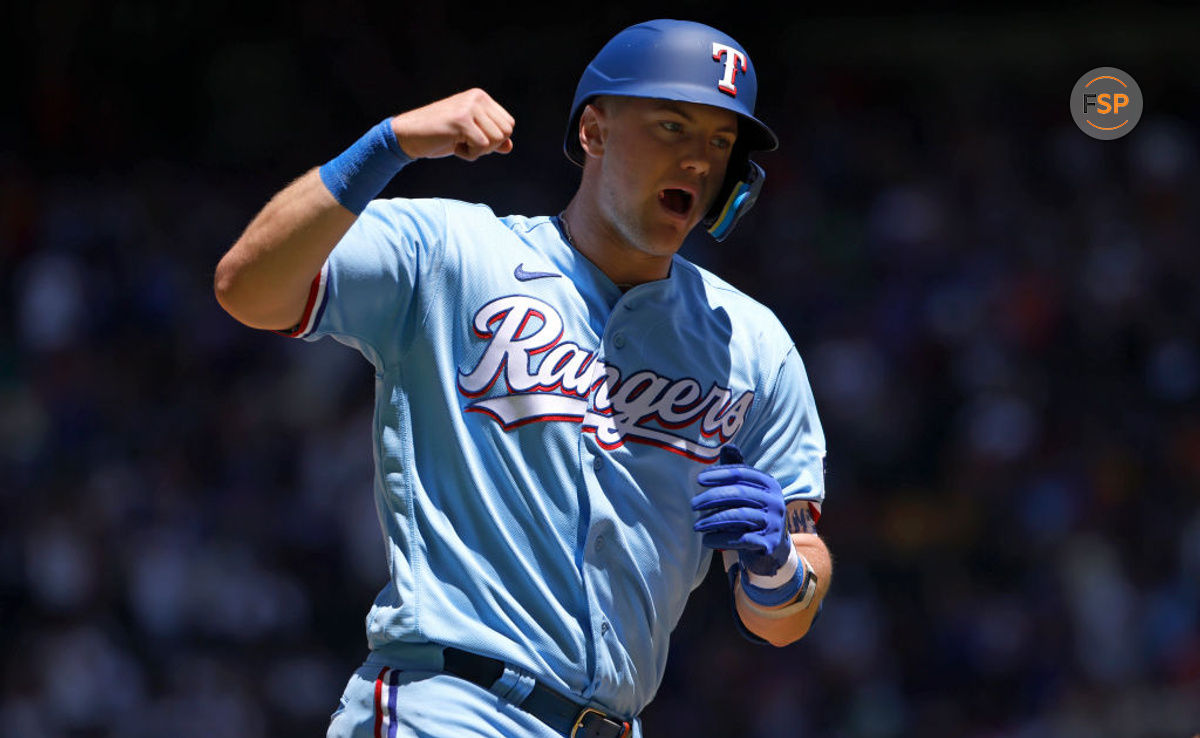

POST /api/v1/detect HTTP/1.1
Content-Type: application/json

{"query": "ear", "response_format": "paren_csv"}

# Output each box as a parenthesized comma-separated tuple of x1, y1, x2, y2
(579, 102, 607, 159)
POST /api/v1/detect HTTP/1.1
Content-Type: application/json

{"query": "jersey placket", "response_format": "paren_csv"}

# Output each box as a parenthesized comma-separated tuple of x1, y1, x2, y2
(573, 280, 671, 706)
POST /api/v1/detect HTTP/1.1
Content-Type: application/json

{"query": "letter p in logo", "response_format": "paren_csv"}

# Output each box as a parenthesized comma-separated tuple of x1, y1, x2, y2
(712, 42, 747, 97)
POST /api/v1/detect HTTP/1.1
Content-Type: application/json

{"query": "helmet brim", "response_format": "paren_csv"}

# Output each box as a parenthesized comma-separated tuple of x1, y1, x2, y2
(563, 90, 778, 167)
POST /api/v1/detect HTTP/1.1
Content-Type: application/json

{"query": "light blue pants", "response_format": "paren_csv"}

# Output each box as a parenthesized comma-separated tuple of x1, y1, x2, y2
(326, 657, 643, 738)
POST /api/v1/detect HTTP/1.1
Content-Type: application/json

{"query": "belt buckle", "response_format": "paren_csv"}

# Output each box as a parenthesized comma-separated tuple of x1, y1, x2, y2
(570, 707, 631, 738)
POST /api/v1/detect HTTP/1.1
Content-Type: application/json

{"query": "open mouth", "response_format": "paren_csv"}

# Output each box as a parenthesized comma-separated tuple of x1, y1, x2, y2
(658, 188, 693, 217)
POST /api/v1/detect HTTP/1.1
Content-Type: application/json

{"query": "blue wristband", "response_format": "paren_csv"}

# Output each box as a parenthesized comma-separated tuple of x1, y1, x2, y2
(319, 118, 412, 214)
(741, 564, 806, 607)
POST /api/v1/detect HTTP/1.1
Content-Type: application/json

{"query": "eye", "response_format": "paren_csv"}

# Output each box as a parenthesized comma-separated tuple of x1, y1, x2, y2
(711, 136, 733, 150)
(660, 120, 684, 133)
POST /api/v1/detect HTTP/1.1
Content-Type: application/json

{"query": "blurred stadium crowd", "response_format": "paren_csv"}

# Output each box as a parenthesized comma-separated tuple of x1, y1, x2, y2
(3, 3, 1198, 737)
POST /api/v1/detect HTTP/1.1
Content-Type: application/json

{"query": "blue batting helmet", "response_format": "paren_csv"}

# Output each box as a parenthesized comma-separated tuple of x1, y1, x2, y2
(564, 19, 778, 164)
(564, 19, 779, 240)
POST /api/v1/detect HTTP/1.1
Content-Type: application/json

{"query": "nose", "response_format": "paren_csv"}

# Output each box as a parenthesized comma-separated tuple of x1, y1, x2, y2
(679, 136, 714, 177)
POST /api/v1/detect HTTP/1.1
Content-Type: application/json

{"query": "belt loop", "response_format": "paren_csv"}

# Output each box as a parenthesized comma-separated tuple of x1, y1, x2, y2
(489, 663, 537, 705)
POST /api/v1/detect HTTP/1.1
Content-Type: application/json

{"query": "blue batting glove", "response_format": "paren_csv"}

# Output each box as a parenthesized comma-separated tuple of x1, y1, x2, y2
(693, 444, 791, 577)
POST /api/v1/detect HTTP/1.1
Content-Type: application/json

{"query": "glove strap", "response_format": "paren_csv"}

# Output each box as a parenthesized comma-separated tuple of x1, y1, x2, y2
(745, 545, 799, 590)
(741, 549, 817, 608)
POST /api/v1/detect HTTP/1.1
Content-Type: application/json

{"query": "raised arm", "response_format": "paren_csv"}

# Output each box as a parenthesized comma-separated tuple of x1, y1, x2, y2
(213, 89, 515, 330)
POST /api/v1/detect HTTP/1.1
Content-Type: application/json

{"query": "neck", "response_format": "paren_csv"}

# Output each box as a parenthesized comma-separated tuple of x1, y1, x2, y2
(560, 192, 675, 287)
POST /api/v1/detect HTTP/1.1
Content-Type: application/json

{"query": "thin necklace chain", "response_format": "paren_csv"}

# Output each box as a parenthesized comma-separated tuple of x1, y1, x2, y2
(558, 210, 634, 291)
(557, 211, 575, 249)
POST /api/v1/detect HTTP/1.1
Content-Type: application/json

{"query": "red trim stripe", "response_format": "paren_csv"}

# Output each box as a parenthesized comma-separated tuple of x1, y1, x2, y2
(275, 266, 325, 338)
(373, 666, 389, 738)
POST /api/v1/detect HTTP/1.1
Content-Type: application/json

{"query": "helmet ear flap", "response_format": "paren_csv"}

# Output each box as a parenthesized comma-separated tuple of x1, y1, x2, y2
(703, 144, 766, 242)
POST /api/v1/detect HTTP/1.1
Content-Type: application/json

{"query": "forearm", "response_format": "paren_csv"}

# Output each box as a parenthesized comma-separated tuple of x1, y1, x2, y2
(214, 92, 513, 332)
(735, 532, 831, 647)
(214, 168, 357, 330)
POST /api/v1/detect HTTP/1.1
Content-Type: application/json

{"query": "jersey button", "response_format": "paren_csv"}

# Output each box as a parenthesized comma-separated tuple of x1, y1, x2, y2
(613, 334, 626, 349)
(593, 457, 603, 471)
(594, 535, 606, 552)
(600, 621, 610, 634)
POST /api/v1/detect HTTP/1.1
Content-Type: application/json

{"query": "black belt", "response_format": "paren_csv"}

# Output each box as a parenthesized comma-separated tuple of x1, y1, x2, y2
(441, 647, 632, 738)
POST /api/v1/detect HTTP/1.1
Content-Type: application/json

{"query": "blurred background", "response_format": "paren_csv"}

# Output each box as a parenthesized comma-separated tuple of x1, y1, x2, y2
(3, 1, 1199, 736)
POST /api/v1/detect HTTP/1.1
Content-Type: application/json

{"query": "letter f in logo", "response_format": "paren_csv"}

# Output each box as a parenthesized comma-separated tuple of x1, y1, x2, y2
(712, 42, 747, 96)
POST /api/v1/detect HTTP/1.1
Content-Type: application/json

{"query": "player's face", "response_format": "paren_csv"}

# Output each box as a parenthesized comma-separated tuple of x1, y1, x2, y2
(593, 97, 737, 256)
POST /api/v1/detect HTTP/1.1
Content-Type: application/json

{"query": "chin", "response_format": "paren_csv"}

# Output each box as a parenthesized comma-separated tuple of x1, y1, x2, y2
(639, 223, 690, 256)
(608, 216, 674, 256)
(649, 211, 701, 247)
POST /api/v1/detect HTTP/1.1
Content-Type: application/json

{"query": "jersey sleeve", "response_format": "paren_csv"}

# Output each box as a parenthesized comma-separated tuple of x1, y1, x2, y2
(279, 198, 446, 369)
(738, 343, 827, 523)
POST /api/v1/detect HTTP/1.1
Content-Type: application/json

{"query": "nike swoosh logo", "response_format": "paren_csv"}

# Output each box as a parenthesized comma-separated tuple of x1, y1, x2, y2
(514, 263, 562, 282)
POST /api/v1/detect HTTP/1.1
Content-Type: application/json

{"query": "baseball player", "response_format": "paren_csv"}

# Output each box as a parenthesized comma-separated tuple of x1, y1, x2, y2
(215, 19, 830, 738)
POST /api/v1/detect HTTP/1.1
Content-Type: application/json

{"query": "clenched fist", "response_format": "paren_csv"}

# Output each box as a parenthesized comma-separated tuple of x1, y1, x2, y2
(692, 443, 791, 577)
(391, 88, 515, 161)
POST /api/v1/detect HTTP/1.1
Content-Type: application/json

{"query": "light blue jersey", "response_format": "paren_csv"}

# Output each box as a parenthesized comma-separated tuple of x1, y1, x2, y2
(288, 197, 826, 720)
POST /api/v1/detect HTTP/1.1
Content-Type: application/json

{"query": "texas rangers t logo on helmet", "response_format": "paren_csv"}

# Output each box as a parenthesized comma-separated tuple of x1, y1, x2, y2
(712, 42, 747, 96)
